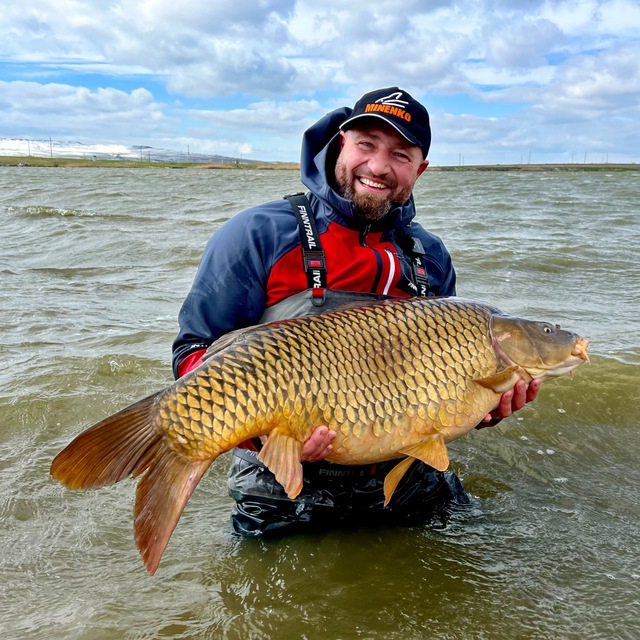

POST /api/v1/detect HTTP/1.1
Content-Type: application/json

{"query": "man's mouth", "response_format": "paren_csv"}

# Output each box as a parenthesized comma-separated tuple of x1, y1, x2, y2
(357, 176, 390, 191)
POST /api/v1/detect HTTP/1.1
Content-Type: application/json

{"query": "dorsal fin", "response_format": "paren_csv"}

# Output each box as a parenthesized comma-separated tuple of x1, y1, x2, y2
(202, 324, 267, 361)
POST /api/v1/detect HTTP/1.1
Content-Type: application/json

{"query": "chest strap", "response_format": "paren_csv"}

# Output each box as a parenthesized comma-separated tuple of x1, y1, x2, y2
(398, 234, 431, 297)
(408, 236, 431, 297)
(284, 193, 327, 306)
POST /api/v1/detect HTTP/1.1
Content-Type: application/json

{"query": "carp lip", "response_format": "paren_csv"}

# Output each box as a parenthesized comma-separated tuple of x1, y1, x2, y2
(572, 338, 590, 363)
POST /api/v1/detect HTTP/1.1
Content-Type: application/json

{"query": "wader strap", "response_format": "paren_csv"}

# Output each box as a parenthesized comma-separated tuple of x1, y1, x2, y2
(399, 235, 431, 297)
(284, 193, 327, 306)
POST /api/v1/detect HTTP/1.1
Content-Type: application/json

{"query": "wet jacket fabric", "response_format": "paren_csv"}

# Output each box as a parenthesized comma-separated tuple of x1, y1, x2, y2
(171, 106, 456, 378)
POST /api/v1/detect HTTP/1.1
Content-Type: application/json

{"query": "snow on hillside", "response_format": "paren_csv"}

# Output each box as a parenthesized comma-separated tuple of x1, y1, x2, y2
(0, 138, 255, 164)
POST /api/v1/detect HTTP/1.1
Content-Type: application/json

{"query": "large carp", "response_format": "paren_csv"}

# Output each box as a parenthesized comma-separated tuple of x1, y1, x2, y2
(51, 296, 588, 574)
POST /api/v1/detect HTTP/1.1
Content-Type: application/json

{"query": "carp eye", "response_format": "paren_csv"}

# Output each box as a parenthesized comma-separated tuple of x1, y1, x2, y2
(542, 324, 554, 334)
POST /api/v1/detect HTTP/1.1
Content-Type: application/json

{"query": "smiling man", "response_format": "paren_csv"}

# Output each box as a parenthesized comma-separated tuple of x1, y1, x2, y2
(335, 91, 430, 221)
(172, 87, 539, 537)
(335, 125, 428, 220)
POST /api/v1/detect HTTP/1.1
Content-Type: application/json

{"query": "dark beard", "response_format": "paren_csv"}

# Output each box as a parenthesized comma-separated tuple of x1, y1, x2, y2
(334, 159, 395, 221)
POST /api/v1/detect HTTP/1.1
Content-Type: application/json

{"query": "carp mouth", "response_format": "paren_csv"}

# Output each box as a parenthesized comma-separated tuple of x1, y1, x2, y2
(572, 338, 590, 364)
(542, 337, 590, 379)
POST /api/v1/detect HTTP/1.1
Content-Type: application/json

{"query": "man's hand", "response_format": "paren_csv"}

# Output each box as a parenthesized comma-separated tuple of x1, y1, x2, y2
(477, 378, 541, 429)
(236, 426, 336, 460)
(301, 425, 336, 462)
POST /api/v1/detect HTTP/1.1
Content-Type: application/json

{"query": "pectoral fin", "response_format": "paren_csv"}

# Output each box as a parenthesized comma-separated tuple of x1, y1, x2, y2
(258, 429, 303, 499)
(474, 365, 520, 394)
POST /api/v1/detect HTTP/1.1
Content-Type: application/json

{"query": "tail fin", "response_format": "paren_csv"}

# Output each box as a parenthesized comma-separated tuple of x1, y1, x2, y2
(50, 392, 213, 575)
(50, 393, 161, 488)
(134, 448, 211, 575)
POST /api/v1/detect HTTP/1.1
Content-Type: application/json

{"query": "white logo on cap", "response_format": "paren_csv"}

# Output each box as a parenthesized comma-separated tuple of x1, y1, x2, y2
(374, 92, 409, 108)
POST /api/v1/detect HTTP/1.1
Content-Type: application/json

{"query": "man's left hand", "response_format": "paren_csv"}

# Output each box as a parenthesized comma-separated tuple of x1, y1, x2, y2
(477, 379, 541, 429)
(301, 425, 336, 462)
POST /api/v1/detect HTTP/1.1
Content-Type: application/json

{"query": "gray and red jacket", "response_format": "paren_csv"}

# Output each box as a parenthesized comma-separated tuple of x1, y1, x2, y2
(172, 107, 456, 379)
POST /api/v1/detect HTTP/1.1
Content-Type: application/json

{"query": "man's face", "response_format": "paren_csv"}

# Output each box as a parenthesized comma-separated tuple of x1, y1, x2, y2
(334, 122, 428, 221)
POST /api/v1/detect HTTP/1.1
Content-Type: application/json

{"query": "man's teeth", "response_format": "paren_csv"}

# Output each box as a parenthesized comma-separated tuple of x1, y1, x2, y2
(359, 177, 386, 189)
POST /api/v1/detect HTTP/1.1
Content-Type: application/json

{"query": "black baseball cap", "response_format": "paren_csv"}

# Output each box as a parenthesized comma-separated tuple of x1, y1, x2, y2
(339, 87, 432, 158)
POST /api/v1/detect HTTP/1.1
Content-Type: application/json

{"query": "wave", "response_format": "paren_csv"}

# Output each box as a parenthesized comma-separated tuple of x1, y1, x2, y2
(16, 205, 88, 218)
(517, 355, 639, 430)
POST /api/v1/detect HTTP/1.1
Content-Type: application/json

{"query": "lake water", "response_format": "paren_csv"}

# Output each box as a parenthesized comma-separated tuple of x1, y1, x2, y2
(1, 166, 638, 639)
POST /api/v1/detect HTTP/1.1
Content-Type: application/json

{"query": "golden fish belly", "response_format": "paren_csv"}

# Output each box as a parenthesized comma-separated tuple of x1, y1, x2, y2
(155, 297, 502, 464)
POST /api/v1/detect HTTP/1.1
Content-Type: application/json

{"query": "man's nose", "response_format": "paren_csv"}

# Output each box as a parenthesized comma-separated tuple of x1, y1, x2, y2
(367, 149, 391, 176)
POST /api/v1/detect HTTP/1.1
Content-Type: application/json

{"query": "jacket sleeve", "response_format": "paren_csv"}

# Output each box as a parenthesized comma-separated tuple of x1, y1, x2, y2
(171, 202, 287, 378)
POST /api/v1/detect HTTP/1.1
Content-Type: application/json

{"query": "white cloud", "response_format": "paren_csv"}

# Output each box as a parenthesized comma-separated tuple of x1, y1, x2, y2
(165, 45, 298, 98)
(0, 81, 164, 139)
(0, 0, 639, 163)
(190, 99, 320, 129)
(484, 18, 564, 68)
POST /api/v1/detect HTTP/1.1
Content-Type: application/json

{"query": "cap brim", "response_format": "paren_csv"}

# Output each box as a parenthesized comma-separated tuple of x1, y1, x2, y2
(339, 113, 422, 149)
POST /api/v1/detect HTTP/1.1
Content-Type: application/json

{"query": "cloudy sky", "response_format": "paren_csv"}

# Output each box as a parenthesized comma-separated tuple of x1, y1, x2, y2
(1, 0, 639, 165)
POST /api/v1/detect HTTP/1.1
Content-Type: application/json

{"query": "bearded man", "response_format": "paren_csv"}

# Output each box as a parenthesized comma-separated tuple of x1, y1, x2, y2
(172, 87, 539, 536)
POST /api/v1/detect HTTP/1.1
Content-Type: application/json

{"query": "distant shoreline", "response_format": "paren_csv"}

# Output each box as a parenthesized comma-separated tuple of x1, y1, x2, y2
(0, 155, 638, 172)
(0, 155, 300, 170)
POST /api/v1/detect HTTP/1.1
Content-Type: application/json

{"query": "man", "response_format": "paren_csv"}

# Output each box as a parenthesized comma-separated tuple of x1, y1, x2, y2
(172, 87, 540, 536)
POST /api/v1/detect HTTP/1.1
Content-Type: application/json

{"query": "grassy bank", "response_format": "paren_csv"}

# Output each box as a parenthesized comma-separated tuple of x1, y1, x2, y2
(428, 163, 639, 172)
(0, 155, 637, 171)
(0, 155, 299, 170)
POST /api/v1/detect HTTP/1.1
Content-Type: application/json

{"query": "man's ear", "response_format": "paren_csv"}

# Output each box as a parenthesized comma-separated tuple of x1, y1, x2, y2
(416, 159, 429, 178)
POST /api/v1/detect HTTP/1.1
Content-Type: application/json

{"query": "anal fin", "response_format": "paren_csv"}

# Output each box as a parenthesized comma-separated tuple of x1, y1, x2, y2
(383, 457, 415, 506)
